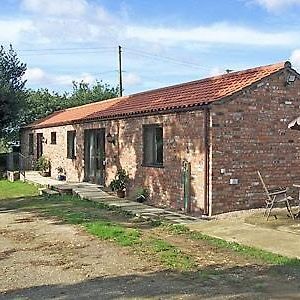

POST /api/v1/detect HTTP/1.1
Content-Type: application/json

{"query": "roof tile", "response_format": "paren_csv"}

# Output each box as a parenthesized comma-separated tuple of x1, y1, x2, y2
(27, 61, 287, 129)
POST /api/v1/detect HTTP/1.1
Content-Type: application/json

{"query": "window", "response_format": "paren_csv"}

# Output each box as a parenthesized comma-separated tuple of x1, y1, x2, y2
(143, 125, 163, 166)
(51, 132, 57, 144)
(28, 133, 34, 155)
(67, 131, 76, 159)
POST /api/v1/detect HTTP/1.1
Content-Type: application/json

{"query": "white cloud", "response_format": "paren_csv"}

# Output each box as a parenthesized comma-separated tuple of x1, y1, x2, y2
(251, 0, 300, 11)
(0, 20, 33, 43)
(3, 1, 299, 49)
(208, 67, 226, 77)
(21, 0, 88, 17)
(16, 0, 121, 44)
(24, 67, 96, 86)
(23, 67, 47, 83)
(126, 23, 298, 47)
(290, 49, 300, 71)
(123, 73, 141, 86)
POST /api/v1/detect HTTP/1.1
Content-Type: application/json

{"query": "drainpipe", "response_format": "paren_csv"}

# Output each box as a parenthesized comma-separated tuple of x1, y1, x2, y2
(203, 105, 210, 215)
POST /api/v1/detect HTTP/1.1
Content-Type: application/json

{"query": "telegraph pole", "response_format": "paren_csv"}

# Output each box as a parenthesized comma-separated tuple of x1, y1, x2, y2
(118, 45, 123, 97)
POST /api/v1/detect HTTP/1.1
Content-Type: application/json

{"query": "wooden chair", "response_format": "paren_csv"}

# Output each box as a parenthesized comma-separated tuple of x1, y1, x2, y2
(257, 171, 294, 221)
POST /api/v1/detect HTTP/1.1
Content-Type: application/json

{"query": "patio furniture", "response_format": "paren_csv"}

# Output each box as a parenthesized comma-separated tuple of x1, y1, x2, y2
(257, 171, 294, 221)
(292, 184, 300, 218)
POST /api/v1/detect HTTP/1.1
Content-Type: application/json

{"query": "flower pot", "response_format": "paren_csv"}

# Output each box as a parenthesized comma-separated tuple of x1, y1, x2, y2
(116, 190, 125, 198)
(136, 195, 146, 203)
(39, 171, 50, 177)
(58, 174, 66, 181)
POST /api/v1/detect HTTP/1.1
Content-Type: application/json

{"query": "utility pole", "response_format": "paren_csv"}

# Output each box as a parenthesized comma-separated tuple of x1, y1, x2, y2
(118, 45, 123, 97)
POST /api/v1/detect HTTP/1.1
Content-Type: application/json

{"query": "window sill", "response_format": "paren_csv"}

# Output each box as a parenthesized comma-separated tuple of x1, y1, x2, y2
(67, 156, 76, 160)
(142, 164, 164, 169)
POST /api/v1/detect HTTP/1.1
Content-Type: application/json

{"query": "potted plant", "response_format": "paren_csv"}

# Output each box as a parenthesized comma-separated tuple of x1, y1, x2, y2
(135, 187, 149, 203)
(56, 166, 66, 181)
(35, 156, 51, 177)
(109, 168, 129, 198)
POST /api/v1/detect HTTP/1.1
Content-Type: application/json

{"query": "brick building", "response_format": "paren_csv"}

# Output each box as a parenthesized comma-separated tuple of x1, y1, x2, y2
(20, 61, 300, 215)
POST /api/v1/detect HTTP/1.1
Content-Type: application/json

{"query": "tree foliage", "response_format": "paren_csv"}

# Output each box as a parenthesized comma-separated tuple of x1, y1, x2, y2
(0, 44, 119, 146)
(21, 81, 119, 127)
(0, 45, 27, 137)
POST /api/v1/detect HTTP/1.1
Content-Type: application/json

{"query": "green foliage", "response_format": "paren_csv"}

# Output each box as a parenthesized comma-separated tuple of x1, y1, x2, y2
(0, 45, 27, 138)
(69, 80, 119, 107)
(109, 168, 130, 191)
(19, 81, 119, 129)
(19, 88, 67, 127)
(35, 155, 50, 172)
(135, 186, 150, 202)
(0, 138, 9, 153)
(2, 79, 119, 146)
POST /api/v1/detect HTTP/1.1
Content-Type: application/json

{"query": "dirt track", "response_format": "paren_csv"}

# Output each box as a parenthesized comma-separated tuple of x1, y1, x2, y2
(1, 202, 300, 299)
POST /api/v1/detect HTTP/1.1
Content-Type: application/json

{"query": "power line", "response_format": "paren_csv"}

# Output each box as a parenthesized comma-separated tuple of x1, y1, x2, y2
(124, 47, 210, 71)
(20, 50, 114, 56)
(18, 46, 116, 52)
(26, 70, 118, 86)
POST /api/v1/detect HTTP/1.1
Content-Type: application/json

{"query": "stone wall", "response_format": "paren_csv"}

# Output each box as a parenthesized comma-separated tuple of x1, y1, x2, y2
(210, 70, 300, 214)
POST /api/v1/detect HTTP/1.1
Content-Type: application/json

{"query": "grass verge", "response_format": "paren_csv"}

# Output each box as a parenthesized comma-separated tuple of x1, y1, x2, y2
(164, 223, 300, 266)
(0, 180, 39, 200)
(3, 193, 195, 271)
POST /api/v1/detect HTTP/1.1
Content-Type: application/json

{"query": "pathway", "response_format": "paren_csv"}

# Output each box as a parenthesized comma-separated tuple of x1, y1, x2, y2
(187, 217, 300, 259)
(24, 171, 201, 225)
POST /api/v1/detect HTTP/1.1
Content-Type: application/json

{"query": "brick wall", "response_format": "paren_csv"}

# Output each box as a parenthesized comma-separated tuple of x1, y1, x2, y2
(210, 70, 300, 214)
(21, 110, 206, 214)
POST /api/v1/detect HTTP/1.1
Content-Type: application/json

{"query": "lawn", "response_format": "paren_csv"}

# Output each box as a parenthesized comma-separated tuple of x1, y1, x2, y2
(0, 180, 39, 200)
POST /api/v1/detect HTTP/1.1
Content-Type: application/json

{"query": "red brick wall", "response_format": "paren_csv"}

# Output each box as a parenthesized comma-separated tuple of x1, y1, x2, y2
(21, 110, 206, 214)
(210, 70, 300, 214)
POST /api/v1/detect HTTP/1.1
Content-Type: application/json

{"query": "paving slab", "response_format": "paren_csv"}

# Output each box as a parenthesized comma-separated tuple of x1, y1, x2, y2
(187, 218, 300, 259)
(24, 171, 203, 226)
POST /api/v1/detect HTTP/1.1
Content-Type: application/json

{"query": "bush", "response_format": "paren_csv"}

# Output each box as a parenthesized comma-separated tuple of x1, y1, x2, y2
(35, 156, 50, 173)
(109, 168, 129, 191)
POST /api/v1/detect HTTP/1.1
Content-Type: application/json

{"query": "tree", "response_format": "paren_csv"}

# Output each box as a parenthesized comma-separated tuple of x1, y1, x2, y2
(20, 80, 119, 128)
(0, 45, 27, 138)
(67, 80, 119, 107)
(20, 89, 67, 126)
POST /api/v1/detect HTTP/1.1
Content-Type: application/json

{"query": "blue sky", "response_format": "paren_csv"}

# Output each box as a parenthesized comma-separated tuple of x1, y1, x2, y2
(2, 0, 300, 95)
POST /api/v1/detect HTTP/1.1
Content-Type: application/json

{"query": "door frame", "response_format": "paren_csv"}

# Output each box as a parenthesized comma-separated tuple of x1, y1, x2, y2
(36, 133, 43, 160)
(84, 128, 106, 185)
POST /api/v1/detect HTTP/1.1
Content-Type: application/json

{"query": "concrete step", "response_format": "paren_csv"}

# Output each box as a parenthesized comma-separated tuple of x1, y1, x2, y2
(52, 185, 73, 194)
(41, 188, 60, 196)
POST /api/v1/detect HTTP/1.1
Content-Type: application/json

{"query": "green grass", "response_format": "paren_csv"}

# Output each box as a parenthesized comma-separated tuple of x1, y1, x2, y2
(0, 180, 39, 200)
(149, 238, 196, 270)
(5, 189, 299, 271)
(85, 221, 141, 246)
(164, 223, 300, 266)
(0, 193, 195, 271)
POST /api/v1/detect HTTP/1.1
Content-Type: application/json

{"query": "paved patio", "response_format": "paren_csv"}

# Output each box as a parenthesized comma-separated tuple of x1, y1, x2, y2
(187, 216, 300, 259)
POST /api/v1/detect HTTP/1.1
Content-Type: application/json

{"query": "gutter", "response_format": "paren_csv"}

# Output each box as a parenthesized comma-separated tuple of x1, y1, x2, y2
(203, 105, 210, 215)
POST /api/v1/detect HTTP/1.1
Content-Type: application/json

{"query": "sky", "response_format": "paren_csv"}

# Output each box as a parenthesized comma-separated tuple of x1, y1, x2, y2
(2, 0, 300, 95)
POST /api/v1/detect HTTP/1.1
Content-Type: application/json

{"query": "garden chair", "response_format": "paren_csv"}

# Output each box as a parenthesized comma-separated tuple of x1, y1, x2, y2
(257, 171, 294, 221)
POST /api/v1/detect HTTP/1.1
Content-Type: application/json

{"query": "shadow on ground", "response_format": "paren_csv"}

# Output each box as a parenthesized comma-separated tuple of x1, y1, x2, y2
(1, 267, 300, 300)
(1, 196, 300, 299)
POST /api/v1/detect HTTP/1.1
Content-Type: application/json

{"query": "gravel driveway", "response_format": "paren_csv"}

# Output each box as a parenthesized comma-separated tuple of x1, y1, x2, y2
(1, 202, 300, 299)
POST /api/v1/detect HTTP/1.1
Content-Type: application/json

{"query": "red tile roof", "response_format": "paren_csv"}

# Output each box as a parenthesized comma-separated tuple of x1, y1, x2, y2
(26, 61, 290, 129)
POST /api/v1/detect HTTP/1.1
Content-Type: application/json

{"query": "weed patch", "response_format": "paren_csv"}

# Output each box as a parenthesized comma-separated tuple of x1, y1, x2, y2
(85, 221, 141, 246)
